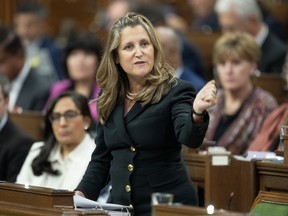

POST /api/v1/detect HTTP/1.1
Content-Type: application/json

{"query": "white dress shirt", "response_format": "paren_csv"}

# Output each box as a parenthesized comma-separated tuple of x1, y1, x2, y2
(255, 24, 269, 47)
(0, 113, 8, 132)
(17, 133, 95, 191)
(8, 61, 31, 112)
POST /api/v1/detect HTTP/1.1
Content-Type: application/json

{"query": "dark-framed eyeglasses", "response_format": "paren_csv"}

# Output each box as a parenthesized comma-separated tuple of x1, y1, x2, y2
(49, 110, 81, 123)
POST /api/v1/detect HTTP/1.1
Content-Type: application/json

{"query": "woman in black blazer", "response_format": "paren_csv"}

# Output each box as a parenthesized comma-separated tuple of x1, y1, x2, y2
(75, 12, 217, 216)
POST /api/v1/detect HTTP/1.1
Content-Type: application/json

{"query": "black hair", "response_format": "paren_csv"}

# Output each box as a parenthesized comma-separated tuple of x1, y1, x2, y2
(15, 1, 48, 19)
(0, 26, 23, 55)
(62, 31, 103, 78)
(31, 91, 92, 176)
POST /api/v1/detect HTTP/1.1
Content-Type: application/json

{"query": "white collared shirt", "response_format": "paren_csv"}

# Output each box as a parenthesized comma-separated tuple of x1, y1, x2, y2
(16, 133, 96, 191)
(8, 61, 31, 112)
(0, 113, 8, 132)
(255, 24, 268, 46)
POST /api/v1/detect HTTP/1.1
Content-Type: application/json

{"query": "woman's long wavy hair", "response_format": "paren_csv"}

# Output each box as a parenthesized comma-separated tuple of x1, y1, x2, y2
(96, 12, 177, 124)
(31, 91, 92, 176)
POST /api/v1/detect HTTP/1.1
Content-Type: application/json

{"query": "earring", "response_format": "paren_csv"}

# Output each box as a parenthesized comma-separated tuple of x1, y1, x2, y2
(84, 125, 89, 130)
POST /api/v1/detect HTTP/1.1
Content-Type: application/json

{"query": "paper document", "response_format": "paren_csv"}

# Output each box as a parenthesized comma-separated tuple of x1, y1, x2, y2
(74, 195, 130, 212)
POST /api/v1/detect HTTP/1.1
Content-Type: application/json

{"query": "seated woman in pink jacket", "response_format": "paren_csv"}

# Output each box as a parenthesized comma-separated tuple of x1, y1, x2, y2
(45, 31, 103, 125)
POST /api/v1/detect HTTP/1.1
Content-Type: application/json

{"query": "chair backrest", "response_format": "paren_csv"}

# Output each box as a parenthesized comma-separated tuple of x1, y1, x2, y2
(185, 32, 221, 79)
(10, 111, 45, 141)
(251, 73, 286, 104)
(250, 191, 288, 216)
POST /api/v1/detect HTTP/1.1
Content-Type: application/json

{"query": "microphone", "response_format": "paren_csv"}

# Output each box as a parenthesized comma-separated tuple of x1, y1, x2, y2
(225, 191, 234, 210)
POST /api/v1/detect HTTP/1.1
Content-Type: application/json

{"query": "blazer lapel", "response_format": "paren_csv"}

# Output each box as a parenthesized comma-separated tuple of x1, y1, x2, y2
(113, 101, 147, 144)
(113, 103, 134, 144)
(125, 102, 146, 124)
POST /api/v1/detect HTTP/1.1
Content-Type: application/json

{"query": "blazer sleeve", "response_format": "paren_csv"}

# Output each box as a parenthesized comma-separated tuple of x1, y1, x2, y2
(76, 123, 112, 200)
(171, 80, 209, 148)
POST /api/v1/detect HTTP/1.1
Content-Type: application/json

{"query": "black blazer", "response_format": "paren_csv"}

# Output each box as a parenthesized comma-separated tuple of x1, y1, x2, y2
(259, 31, 287, 73)
(0, 117, 34, 182)
(15, 67, 51, 112)
(77, 80, 209, 216)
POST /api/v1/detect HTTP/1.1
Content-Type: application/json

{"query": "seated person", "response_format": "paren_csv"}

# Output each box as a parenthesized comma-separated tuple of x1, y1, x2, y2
(215, 0, 287, 74)
(0, 26, 51, 112)
(17, 91, 98, 192)
(132, 2, 207, 79)
(14, 1, 64, 81)
(0, 74, 34, 182)
(155, 26, 206, 92)
(248, 103, 288, 152)
(45, 31, 102, 124)
(205, 31, 278, 155)
(187, 0, 220, 33)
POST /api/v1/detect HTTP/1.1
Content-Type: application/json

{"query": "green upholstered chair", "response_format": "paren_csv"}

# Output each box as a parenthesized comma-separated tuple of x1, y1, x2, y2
(250, 191, 288, 216)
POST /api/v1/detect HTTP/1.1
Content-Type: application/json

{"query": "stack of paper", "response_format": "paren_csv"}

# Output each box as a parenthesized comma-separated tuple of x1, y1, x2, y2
(74, 195, 130, 216)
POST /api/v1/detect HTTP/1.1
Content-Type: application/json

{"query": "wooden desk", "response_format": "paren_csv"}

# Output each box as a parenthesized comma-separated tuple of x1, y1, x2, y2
(153, 204, 246, 216)
(183, 151, 256, 212)
(0, 182, 108, 216)
(256, 161, 288, 193)
(182, 149, 206, 189)
(183, 150, 288, 213)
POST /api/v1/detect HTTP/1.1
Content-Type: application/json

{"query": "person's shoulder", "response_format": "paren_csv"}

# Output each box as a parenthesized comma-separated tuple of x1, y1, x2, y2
(27, 68, 51, 87)
(4, 118, 34, 142)
(172, 79, 196, 91)
(51, 79, 72, 92)
(166, 79, 197, 100)
(264, 31, 287, 54)
(253, 87, 278, 105)
(29, 142, 45, 153)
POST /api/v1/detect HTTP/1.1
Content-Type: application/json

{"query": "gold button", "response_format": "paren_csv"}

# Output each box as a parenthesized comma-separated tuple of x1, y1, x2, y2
(128, 204, 134, 210)
(130, 146, 136, 152)
(128, 164, 134, 172)
(125, 185, 131, 192)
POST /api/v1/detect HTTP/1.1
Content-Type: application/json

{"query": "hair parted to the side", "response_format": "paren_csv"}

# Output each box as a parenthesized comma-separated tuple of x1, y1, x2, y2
(96, 12, 176, 124)
(213, 31, 261, 66)
(31, 91, 92, 176)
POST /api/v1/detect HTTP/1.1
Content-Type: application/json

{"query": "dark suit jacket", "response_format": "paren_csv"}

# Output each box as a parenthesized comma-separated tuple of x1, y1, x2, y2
(179, 66, 206, 92)
(0, 118, 34, 182)
(77, 80, 209, 216)
(15, 67, 51, 112)
(259, 31, 287, 73)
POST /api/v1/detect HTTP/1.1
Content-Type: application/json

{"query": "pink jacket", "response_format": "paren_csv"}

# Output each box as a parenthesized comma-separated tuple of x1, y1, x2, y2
(45, 79, 101, 122)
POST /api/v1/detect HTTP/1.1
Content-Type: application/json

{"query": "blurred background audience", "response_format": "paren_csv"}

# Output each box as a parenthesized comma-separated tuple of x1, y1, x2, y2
(17, 91, 96, 191)
(45, 31, 103, 132)
(0, 26, 50, 112)
(187, 0, 219, 34)
(214, 0, 287, 74)
(14, 1, 64, 81)
(155, 26, 205, 92)
(0, 74, 34, 182)
(205, 31, 278, 155)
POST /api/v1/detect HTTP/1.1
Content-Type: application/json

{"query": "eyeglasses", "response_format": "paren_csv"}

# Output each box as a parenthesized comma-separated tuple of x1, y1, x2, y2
(49, 110, 81, 123)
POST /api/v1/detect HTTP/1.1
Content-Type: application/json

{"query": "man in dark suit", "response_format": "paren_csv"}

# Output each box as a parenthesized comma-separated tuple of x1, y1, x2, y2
(215, 0, 287, 74)
(0, 26, 51, 112)
(155, 26, 206, 92)
(14, 1, 64, 81)
(0, 74, 34, 182)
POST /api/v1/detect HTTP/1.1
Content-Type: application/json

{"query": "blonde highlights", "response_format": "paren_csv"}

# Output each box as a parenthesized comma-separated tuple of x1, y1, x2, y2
(96, 12, 176, 124)
(213, 31, 261, 65)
